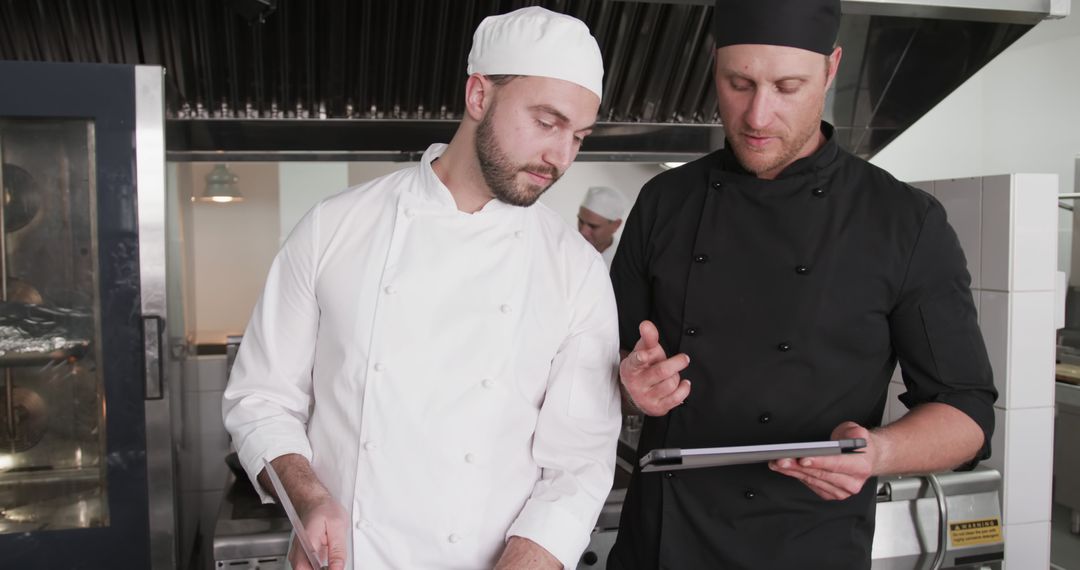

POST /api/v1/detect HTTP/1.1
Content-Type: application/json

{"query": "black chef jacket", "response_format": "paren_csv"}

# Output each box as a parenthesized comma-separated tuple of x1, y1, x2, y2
(607, 123, 997, 570)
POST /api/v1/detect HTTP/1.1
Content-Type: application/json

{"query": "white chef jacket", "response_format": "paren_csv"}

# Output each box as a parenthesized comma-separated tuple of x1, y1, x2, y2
(222, 143, 621, 569)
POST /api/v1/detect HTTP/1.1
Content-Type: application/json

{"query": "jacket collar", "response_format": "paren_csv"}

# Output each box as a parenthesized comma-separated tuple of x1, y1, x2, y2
(418, 143, 519, 214)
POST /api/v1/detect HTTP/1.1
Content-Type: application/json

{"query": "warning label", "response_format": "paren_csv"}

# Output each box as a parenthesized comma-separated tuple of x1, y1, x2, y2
(949, 518, 1003, 547)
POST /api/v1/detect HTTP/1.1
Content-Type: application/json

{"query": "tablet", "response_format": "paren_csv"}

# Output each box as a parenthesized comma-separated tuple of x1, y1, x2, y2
(639, 438, 866, 472)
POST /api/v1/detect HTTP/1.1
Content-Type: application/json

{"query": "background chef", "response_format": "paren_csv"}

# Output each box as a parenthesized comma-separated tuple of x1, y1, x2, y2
(577, 185, 629, 268)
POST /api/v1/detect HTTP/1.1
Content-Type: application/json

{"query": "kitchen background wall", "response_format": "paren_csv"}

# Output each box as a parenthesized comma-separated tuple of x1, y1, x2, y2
(870, 8, 1080, 285)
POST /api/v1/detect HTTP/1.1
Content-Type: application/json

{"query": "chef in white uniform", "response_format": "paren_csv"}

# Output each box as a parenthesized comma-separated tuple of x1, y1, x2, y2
(222, 7, 620, 570)
(576, 186, 628, 268)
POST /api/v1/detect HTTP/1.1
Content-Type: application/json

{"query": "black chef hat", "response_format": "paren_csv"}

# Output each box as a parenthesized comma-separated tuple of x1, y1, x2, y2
(712, 0, 841, 55)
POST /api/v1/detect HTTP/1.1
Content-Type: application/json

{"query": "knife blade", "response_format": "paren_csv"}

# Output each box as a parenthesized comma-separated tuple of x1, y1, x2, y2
(263, 458, 329, 570)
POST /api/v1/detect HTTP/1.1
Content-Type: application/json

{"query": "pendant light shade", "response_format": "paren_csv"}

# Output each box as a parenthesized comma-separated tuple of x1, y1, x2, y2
(199, 164, 243, 203)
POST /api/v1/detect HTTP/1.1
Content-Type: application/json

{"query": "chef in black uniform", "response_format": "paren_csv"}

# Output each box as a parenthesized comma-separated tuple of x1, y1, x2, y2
(607, 0, 997, 568)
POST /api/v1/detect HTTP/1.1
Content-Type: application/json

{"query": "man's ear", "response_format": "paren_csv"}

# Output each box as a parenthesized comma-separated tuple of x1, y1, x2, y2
(825, 46, 843, 92)
(613, 219, 623, 231)
(464, 74, 494, 122)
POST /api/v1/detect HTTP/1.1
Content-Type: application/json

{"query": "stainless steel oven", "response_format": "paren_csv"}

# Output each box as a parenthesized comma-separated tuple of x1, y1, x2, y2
(0, 61, 179, 569)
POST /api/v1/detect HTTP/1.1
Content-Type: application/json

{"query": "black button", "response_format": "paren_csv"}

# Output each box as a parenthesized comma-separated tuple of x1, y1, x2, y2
(795, 265, 810, 275)
(777, 342, 791, 352)
(665, 472, 675, 479)
(759, 413, 772, 424)
(694, 254, 709, 263)
(812, 188, 826, 197)
(711, 181, 722, 190)
(744, 489, 756, 500)
(582, 551, 599, 566)
(685, 327, 698, 337)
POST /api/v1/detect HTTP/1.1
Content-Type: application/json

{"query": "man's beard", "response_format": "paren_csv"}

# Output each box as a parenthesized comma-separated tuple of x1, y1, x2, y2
(731, 120, 819, 178)
(475, 111, 561, 207)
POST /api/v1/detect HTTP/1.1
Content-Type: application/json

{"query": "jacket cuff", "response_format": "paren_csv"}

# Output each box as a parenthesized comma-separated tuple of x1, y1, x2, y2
(506, 500, 593, 569)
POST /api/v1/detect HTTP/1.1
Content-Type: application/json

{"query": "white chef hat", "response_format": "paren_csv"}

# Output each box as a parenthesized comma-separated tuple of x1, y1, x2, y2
(467, 7, 604, 100)
(581, 186, 628, 221)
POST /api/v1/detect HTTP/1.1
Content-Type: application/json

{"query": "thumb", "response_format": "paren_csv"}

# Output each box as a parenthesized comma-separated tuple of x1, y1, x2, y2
(831, 421, 866, 439)
(326, 518, 348, 570)
(638, 320, 660, 350)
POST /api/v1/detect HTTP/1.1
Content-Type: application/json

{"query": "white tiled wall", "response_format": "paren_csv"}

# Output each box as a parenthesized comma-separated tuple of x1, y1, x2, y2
(909, 174, 1058, 569)
(181, 354, 231, 569)
(1003, 521, 1052, 570)
(986, 407, 1056, 525)
(936, 177, 983, 289)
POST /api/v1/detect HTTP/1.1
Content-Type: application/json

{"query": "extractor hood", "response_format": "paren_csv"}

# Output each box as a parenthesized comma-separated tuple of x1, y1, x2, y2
(0, 0, 1068, 161)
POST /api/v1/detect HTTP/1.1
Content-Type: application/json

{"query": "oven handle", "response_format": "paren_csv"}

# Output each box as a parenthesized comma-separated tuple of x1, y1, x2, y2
(143, 315, 164, 400)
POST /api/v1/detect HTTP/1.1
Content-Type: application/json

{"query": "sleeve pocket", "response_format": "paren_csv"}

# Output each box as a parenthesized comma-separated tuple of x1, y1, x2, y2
(919, 292, 990, 391)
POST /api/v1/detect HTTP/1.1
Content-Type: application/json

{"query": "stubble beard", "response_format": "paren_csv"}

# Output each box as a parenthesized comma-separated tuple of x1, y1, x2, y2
(475, 108, 560, 207)
(732, 117, 821, 178)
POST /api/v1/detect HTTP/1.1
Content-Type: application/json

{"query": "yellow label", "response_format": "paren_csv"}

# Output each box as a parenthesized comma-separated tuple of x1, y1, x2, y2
(949, 517, 1003, 547)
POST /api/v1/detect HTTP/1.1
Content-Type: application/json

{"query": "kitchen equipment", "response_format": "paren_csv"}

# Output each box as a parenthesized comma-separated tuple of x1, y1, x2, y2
(1054, 379, 1080, 535)
(872, 469, 1003, 569)
(0, 61, 180, 569)
(214, 471, 291, 570)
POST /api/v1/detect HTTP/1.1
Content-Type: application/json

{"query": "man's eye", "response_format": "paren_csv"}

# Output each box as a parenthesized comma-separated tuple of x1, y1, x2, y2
(730, 79, 752, 91)
(537, 120, 554, 130)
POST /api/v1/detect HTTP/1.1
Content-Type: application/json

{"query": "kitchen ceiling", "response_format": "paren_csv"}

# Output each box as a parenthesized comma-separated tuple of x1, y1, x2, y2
(0, 0, 1050, 160)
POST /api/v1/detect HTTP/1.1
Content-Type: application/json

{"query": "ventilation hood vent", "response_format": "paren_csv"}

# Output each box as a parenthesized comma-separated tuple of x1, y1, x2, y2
(0, 0, 1064, 160)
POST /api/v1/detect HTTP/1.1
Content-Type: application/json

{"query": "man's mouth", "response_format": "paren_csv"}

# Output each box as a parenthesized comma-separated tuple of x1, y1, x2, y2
(522, 167, 558, 185)
(743, 133, 777, 149)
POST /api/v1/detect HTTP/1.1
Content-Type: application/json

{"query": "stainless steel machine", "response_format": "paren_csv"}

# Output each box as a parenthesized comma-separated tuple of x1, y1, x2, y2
(872, 470, 1003, 569)
(0, 61, 180, 569)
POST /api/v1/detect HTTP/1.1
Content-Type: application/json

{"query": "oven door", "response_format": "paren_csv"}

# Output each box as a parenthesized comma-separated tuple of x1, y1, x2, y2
(0, 61, 176, 569)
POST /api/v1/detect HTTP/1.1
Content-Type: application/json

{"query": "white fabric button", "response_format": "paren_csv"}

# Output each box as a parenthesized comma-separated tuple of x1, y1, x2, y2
(499, 304, 512, 314)
(464, 453, 476, 464)
(403, 208, 415, 218)
(514, 230, 524, 239)
(448, 533, 462, 544)
(354, 519, 363, 530)
(481, 378, 495, 389)
(373, 363, 385, 372)
(364, 441, 378, 451)
(384, 285, 398, 295)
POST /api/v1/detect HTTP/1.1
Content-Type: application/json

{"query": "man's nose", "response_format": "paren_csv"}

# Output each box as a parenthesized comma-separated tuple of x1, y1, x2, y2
(745, 89, 774, 131)
(545, 135, 576, 172)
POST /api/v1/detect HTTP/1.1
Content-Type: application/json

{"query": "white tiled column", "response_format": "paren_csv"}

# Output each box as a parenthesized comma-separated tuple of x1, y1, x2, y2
(906, 175, 1057, 568)
(191, 355, 231, 569)
(971, 174, 1057, 569)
